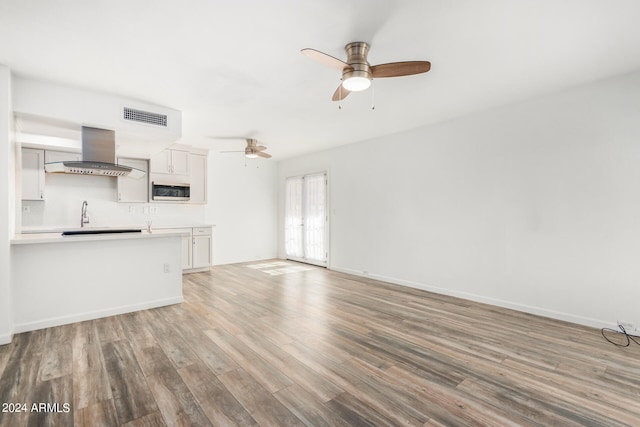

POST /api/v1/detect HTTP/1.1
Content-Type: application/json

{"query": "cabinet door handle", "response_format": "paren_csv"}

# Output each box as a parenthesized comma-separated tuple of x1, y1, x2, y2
(40, 191, 43, 199)
(118, 193, 121, 201)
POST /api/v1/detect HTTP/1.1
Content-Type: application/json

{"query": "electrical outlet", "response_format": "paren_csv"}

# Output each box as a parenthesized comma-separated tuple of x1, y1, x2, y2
(22, 206, 31, 213)
(150, 206, 158, 214)
(618, 320, 636, 332)
(163, 263, 170, 273)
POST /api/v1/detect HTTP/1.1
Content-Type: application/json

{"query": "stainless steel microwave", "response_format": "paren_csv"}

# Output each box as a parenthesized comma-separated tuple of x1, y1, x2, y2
(151, 182, 190, 201)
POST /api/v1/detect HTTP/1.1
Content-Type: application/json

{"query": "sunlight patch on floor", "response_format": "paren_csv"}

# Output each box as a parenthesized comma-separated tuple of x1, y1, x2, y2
(246, 261, 314, 275)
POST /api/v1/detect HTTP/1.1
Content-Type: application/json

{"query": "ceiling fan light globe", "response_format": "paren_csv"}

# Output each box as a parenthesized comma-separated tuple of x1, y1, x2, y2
(342, 76, 371, 92)
(245, 153, 258, 159)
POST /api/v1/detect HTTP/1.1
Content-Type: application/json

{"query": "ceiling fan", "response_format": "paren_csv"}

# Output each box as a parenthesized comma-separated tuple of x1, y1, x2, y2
(301, 41, 431, 101)
(221, 138, 272, 159)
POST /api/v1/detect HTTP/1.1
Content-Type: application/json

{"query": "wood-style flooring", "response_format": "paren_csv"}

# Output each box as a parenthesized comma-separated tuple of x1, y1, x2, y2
(1, 260, 639, 426)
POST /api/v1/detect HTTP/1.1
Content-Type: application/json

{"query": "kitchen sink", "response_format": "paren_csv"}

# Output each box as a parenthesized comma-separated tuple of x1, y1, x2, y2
(61, 228, 142, 236)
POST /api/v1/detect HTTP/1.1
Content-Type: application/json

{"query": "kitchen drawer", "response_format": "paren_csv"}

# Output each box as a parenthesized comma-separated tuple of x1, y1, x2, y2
(192, 227, 211, 236)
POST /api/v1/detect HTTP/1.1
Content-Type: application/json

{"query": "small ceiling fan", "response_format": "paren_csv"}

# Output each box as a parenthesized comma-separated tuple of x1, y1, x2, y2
(301, 41, 431, 101)
(221, 138, 272, 159)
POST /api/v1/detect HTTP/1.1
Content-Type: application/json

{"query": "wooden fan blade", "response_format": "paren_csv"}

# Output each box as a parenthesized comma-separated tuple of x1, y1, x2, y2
(370, 61, 431, 78)
(257, 151, 272, 158)
(254, 145, 267, 151)
(301, 48, 349, 70)
(332, 84, 351, 101)
(220, 150, 244, 153)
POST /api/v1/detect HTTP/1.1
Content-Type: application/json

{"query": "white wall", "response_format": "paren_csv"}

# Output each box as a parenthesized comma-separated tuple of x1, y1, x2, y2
(206, 153, 277, 265)
(0, 66, 14, 344)
(278, 71, 640, 330)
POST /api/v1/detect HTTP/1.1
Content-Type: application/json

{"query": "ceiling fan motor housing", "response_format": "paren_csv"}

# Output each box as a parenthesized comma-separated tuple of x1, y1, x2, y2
(342, 42, 372, 88)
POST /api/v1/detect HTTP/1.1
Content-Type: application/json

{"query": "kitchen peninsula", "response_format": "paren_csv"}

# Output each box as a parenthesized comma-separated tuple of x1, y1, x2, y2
(10, 228, 189, 334)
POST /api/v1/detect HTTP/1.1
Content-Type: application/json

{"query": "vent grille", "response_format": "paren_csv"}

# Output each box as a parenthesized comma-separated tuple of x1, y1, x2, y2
(123, 107, 168, 127)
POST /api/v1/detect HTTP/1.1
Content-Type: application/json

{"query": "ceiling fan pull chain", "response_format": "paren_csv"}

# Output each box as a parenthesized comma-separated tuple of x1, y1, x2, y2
(371, 79, 375, 110)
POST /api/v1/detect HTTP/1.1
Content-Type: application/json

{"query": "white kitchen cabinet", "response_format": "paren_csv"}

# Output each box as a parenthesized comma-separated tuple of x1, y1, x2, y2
(150, 149, 190, 176)
(22, 148, 45, 201)
(189, 153, 207, 204)
(150, 150, 171, 174)
(163, 226, 212, 272)
(171, 150, 190, 175)
(192, 227, 212, 269)
(117, 157, 148, 202)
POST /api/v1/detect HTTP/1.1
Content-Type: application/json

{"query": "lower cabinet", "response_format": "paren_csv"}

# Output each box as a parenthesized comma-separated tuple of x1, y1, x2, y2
(192, 228, 212, 269)
(167, 227, 212, 273)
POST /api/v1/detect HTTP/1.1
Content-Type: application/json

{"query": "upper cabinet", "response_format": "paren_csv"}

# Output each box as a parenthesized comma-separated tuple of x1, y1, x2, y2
(150, 147, 207, 204)
(117, 157, 149, 203)
(22, 148, 45, 201)
(150, 149, 190, 176)
(21, 149, 85, 201)
(189, 154, 207, 204)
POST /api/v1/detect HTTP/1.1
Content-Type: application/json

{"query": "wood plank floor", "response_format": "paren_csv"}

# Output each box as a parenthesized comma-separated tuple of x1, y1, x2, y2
(1, 260, 639, 426)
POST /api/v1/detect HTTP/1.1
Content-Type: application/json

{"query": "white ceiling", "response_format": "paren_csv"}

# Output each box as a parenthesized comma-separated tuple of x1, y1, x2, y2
(2, 0, 640, 160)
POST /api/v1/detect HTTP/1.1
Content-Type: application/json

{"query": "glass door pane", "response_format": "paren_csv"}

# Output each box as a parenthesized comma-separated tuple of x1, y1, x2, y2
(284, 172, 327, 266)
(284, 177, 304, 258)
(303, 173, 326, 262)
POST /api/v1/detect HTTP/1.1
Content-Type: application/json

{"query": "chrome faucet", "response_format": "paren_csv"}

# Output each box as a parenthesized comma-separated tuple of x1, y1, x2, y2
(81, 200, 89, 227)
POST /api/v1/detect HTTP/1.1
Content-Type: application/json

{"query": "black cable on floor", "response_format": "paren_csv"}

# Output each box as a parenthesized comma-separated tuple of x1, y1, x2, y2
(601, 324, 640, 347)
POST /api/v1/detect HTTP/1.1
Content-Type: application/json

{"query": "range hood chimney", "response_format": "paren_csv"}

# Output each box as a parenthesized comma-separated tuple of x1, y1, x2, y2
(44, 126, 144, 178)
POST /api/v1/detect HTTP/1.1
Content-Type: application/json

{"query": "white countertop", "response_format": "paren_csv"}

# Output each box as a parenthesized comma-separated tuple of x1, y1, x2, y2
(11, 228, 190, 245)
(20, 224, 215, 234)
(151, 224, 216, 230)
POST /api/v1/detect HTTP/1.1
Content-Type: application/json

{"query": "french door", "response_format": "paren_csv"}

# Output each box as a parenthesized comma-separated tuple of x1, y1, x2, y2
(284, 172, 328, 266)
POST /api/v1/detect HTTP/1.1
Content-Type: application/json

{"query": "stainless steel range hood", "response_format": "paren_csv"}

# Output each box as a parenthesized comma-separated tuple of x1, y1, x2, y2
(44, 126, 144, 178)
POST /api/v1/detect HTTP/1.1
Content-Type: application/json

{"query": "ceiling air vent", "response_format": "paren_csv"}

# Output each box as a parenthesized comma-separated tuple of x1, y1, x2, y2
(123, 107, 168, 127)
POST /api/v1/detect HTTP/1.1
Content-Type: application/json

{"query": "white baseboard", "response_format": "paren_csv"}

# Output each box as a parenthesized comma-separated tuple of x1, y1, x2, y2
(184, 266, 211, 273)
(0, 330, 13, 346)
(12, 296, 184, 335)
(331, 266, 611, 330)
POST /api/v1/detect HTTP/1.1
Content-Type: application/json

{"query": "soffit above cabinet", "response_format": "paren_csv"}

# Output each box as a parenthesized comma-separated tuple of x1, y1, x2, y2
(13, 77, 183, 158)
(15, 113, 180, 159)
